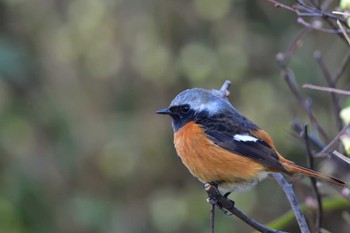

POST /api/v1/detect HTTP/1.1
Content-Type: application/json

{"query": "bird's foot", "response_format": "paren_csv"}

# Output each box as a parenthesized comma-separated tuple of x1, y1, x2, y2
(204, 182, 235, 216)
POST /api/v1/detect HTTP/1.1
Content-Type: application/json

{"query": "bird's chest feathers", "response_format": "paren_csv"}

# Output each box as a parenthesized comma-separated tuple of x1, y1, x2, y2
(173, 121, 215, 181)
(173, 121, 264, 183)
(174, 121, 213, 161)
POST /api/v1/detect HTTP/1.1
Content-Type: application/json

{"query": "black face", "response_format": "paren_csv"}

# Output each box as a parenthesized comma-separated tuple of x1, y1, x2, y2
(156, 104, 195, 132)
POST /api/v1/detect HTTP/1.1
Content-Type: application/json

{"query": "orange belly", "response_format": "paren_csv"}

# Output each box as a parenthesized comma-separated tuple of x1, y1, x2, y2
(174, 121, 267, 184)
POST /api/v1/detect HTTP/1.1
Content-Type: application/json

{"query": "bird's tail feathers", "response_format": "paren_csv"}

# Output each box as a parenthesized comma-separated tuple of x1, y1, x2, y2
(282, 162, 345, 187)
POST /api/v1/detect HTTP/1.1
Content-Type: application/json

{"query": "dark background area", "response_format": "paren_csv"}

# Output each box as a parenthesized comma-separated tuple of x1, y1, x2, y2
(0, 0, 349, 232)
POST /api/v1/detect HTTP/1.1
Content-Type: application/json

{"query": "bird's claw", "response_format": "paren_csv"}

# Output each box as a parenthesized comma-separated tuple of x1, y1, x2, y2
(208, 197, 234, 216)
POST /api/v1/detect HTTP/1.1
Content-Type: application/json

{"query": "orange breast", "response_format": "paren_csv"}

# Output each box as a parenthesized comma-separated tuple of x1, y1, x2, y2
(174, 121, 266, 183)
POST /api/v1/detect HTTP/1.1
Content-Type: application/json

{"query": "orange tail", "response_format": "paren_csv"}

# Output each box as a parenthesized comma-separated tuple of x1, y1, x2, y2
(282, 162, 345, 187)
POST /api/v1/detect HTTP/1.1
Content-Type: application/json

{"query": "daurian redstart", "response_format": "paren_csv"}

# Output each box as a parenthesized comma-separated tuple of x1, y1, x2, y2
(157, 87, 345, 196)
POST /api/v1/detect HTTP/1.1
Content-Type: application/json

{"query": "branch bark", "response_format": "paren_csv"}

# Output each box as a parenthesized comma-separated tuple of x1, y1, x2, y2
(205, 183, 286, 233)
(272, 173, 310, 233)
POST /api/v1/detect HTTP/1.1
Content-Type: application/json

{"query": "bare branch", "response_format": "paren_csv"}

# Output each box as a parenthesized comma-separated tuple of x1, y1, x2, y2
(264, 0, 350, 44)
(272, 173, 311, 233)
(303, 125, 323, 231)
(333, 150, 350, 165)
(297, 18, 342, 33)
(265, 0, 297, 12)
(210, 203, 215, 233)
(302, 84, 350, 96)
(204, 183, 287, 233)
(210, 80, 231, 101)
(333, 51, 350, 83)
(332, 11, 350, 17)
(291, 119, 325, 150)
(276, 59, 329, 141)
(313, 51, 343, 131)
(336, 20, 350, 46)
(317, 124, 350, 157)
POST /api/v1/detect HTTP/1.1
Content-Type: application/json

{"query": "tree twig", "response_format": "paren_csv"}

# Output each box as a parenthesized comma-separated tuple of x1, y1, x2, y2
(302, 84, 350, 96)
(204, 183, 286, 233)
(276, 58, 329, 141)
(336, 20, 350, 46)
(313, 51, 343, 131)
(297, 17, 342, 33)
(333, 150, 350, 165)
(333, 51, 350, 83)
(264, 0, 350, 44)
(210, 203, 215, 233)
(272, 173, 311, 233)
(291, 119, 325, 150)
(265, 0, 297, 12)
(317, 124, 350, 157)
(303, 124, 323, 231)
(284, 28, 311, 63)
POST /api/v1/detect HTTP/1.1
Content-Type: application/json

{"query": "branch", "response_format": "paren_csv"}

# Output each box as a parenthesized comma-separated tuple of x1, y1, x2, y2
(265, 0, 297, 12)
(336, 20, 350, 46)
(210, 203, 215, 233)
(272, 173, 311, 233)
(297, 17, 342, 33)
(291, 119, 325, 150)
(303, 125, 323, 231)
(303, 84, 350, 96)
(264, 0, 350, 44)
(276, 57, 329, 141)
(317, 124, 350, 157)
(333, 50, 350, 83)
(204, 183, 286, 233)
(313, 51, 343, 131)
(333, 150, 350, 165)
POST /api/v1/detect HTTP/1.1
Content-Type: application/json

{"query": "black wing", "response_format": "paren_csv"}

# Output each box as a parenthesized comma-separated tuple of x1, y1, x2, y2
(195, 111, 288, 173)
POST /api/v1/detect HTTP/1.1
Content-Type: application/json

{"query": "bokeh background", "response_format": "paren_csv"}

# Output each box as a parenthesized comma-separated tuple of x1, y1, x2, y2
(0, 0, 349, 232)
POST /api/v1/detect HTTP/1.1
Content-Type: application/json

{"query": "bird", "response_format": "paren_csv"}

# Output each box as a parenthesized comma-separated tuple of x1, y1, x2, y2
(156, 87, 345, 197)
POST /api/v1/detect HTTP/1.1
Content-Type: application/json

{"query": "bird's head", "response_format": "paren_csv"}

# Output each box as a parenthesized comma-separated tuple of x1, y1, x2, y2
(156, 88, 233, 132)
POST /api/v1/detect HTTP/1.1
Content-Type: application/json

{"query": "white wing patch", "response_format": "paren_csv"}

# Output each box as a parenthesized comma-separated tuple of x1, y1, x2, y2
(233, 134, 258, 142)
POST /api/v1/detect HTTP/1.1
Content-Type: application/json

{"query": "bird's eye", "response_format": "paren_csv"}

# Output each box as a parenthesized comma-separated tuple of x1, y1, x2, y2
(180, 105, 190, 114)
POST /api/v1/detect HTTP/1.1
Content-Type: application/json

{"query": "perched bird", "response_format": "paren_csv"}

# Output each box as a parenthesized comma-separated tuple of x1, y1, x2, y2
(157, 87, 345, 196)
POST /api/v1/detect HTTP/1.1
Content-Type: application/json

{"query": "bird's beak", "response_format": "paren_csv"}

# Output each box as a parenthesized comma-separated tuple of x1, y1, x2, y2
(156, 108, 171, 115)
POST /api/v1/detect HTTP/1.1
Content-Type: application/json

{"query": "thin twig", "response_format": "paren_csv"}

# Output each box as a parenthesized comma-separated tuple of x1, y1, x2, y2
(333, 51, 350, 83)
(276, 61, 329, 141)
(333, 150, 350, 165)
(317, 124, 350, 157)
(297, 17, 342, 33)
(336, 20, 350, 46)
(210, 203, 215, 233)
(272, 173, 311, 233)
(265, 0, 297, 12)
(310, 0, 350, 43)
(314, 51, 343, 131)
(302, 84, 350, 96)
(291, 119, 325, 150)
(303, 125, 323, 231)
(265, 0, 350, 44)
(285, 28, 311, 63)
(332, 11, 350, 17)
(204, 183, 286, 233)
(296, 0, 349, 27)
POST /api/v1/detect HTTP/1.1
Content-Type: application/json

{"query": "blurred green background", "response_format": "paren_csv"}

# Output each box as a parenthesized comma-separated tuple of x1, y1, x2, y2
(0, 0, 349, 232)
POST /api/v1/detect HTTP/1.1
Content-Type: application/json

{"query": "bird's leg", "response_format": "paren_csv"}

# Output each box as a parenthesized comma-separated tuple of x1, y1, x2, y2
(204, 182, 235, 216)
